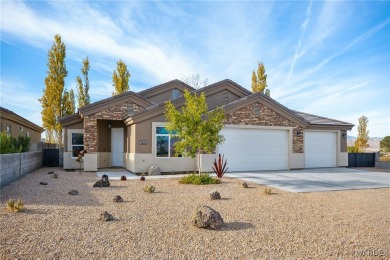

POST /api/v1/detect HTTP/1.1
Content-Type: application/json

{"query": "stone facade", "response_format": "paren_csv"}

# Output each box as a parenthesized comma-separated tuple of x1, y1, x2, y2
(224, 102, 304, 153)
(84, 101, 144, 153)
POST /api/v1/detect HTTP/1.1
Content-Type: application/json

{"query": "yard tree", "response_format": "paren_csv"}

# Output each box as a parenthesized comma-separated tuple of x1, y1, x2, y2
(380, 136, 390, 154)
(251, 62, 270, 95)
(112, 60, 130, 95)
(62, 88, 75, 116)
(76, 57, 91, 108)
(40, 34, 70, 144)
(165, 89, 225, 174)
(354, 115, 369, 152)
(182, 74, 209, 89)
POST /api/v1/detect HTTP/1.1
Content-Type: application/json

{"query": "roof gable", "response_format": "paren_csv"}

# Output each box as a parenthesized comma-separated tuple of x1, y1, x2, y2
(125, 79, 252, 124)
(78, 91, 151, 117)
(138, 80, 195, 102)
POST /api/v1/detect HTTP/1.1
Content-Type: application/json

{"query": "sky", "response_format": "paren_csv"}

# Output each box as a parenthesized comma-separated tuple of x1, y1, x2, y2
(1, 0, 389, 137)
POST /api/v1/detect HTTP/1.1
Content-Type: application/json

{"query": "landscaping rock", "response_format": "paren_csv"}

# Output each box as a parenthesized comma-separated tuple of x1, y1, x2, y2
(102, 174, 109, 181)
(210, 191, 221, 200)
(39, 182, 48, 185)
(120, 175, 127, 181)
(148, 166, 161, 176)
(68, 190, 78, 195)
(99, 211, 115, 221)
(93, 178, 110, 187)
(140, 176, 145, 181)
(241, 182, 248, 188)
(113, 195, 124, 202)
(192, 205, 224, 230)
(47, 171, 54, 175)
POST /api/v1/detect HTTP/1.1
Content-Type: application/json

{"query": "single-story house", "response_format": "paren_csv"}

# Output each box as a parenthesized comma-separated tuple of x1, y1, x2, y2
(59, 79, 354, 172)
(0, 106, 44, 149)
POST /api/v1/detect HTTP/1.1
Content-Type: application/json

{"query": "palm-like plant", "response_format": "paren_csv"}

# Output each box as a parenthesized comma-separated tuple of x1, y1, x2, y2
(212, 153, 228, 178)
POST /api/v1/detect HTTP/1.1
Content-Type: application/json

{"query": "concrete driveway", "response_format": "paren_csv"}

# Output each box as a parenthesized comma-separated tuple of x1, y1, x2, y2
(226, 168, 390, 193)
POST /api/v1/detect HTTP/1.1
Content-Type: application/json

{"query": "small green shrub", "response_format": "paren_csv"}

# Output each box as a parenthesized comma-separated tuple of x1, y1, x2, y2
(179, 173, 221, 185)
(0, 132, 30, 154)
(143, 185, 155, 193)
(6, 198, 24, 212)
(264, 187, 272, 195)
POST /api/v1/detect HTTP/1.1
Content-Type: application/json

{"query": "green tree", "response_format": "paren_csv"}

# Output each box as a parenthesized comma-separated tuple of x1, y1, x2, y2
(251, 62, 270, 95)
(112, 59, 130, 95)
(40, 34, 69, 144)
(165, 89, 225, 174)
(380, 136, 390, 154)
(355, 115, 369, 152)
(0, 132, 30, 154)
(76, 57, 91, 108)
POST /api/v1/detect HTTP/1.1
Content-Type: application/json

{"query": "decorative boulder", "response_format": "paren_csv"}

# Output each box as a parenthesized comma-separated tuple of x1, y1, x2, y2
(69, 190, 78, 195)
(47, 171, 54, 175)
(192, 205, 224, 230)
(113, 195, 124, 203)
(98, 211, 115, 221)
(210, 191, 221, 200)
(140, 176, 146, 181)
(102, 174, 109, 181)
(93, 178, 110, 187)
(241, 182, 248, 188)
(39, 182, 48, 185)
(120, 175, 127, 181)
(148, 166, 161, 176)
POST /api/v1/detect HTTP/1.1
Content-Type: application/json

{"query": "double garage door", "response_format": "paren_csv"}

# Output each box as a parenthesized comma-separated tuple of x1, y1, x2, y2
(218, 128, 288, 171)
(218, 128, 337, 172)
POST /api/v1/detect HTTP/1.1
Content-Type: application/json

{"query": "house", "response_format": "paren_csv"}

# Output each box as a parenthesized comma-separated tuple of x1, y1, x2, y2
(59, 79, 354, 172)
(0, 107, 44, 150)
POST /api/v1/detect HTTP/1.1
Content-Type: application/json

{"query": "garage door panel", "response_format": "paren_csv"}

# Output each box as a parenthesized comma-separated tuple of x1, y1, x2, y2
(305, 131, 336, 168)
(218, 128, 288, 172)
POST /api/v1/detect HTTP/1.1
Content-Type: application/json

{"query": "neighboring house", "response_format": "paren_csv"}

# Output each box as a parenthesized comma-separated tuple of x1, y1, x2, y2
(59, 79, 354, 172)
(0, 107, 44, 149)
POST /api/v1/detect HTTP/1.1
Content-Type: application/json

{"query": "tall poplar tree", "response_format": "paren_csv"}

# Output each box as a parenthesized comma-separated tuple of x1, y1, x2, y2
(112, 60, 130, 95)
(251, 62, 270, 96)
(355, 115, 369, 152)
(76, 57, 91, 108)
(40, 34, 72, 144)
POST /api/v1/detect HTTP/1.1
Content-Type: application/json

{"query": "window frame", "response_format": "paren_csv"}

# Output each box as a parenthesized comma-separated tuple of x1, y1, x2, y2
(68, 129, 84, 158)
(153, 123, 182, 158)
(172, 89, 179, 99)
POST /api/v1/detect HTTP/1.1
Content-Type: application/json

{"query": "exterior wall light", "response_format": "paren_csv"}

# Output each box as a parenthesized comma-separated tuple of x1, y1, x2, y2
(108, 122, 111, 129)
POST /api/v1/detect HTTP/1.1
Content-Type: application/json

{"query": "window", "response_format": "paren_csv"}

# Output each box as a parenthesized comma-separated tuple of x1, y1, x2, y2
(71, 133, 84, 157)
(155, 127, 180, 157)
(172, 89, 179, 99)
(6, 125, 11, 135)
(20, 126, 23, 131)
(26, 132, 30, 138)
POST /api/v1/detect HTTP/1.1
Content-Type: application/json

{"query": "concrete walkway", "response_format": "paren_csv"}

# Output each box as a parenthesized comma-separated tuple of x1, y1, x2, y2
(97, 167, 390, 193)
(226, 168, 390, 192)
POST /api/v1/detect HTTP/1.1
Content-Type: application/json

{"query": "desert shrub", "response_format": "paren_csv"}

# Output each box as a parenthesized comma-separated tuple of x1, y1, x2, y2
(264, 187, 272, 195)
(179, 173, 221, 185)
(6, 198, 24, 212)
(212, 153, 228, 178)
(143, 185, 155, 193)
(0, 132, 30, 154)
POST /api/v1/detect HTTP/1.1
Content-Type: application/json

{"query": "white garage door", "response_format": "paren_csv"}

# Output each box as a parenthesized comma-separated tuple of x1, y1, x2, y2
(305, 131, 337, 168)
(218, 128, 288, 172)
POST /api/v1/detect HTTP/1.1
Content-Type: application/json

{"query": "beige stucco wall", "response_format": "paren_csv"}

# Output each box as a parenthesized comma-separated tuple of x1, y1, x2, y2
(125, 152, 196, 173)
(0, 119, 42, 144)
(63, 152, 84, 170)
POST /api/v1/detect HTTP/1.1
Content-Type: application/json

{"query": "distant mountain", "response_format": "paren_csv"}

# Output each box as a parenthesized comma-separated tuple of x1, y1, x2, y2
(347, 136, 382, 152)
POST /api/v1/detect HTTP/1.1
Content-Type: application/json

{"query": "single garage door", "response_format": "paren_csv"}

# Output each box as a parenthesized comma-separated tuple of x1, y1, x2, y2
(305, 131, 337, 168)
(218, 128, 288, 171)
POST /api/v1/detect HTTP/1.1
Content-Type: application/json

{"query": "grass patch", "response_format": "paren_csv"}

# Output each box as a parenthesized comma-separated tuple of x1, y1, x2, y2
(179, 173, 221, 185)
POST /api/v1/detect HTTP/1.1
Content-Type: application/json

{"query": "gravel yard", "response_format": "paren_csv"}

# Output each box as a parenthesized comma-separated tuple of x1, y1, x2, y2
(1, 168, 389, 259)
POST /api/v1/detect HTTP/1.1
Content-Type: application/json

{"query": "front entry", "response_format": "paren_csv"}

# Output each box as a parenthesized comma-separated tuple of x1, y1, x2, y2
(111, 128, 124, 167)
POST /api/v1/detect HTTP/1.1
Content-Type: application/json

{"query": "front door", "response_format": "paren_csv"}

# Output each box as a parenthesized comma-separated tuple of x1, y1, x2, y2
(111, 128, 124, 167)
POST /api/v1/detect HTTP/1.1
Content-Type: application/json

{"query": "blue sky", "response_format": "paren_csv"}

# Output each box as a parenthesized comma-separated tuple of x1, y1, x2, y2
(1, 0, 389, 137)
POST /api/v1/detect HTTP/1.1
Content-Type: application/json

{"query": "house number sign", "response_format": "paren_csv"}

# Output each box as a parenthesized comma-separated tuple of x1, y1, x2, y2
(139, 140, 148, 145)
